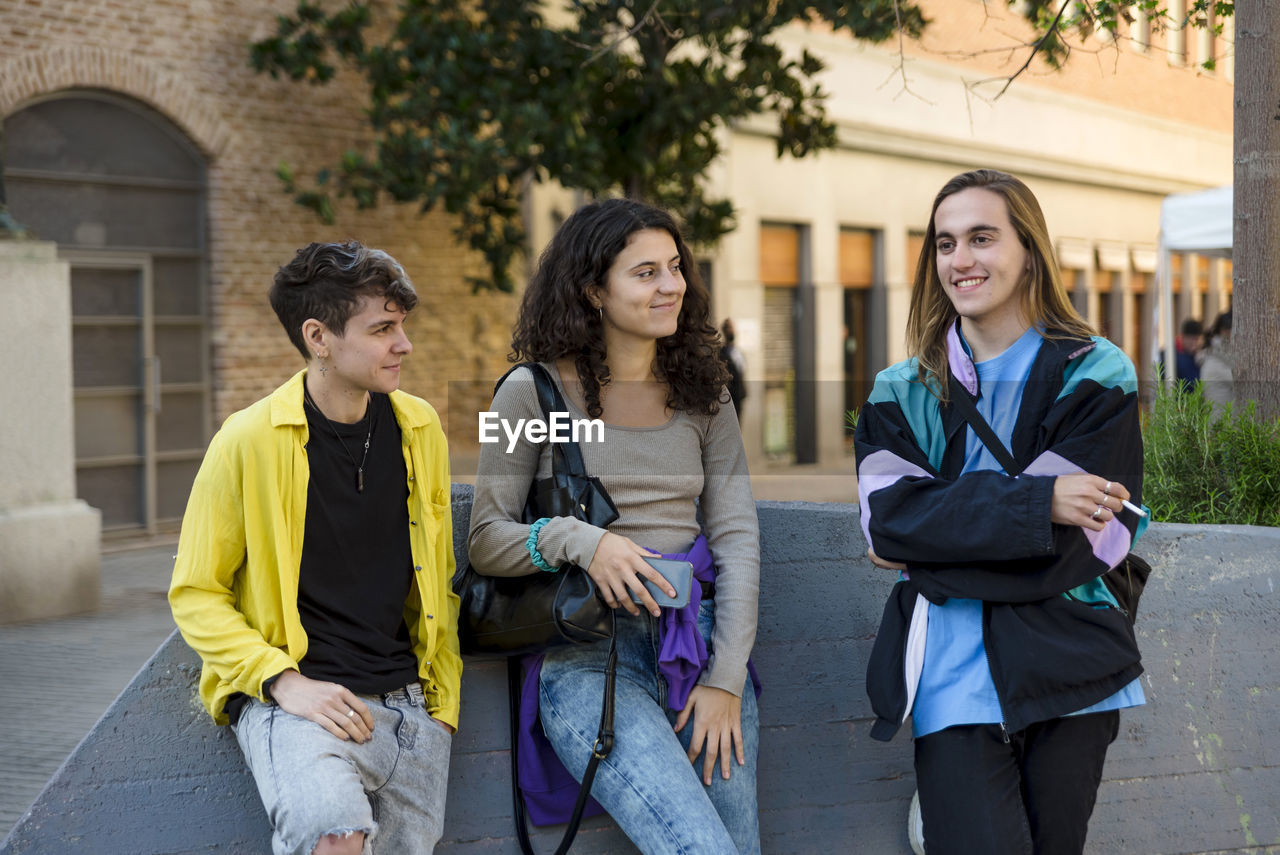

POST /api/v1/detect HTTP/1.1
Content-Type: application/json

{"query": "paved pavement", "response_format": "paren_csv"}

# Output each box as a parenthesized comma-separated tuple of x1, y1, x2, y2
(0, 541, 180, 835)
(0, 459, 857, 839)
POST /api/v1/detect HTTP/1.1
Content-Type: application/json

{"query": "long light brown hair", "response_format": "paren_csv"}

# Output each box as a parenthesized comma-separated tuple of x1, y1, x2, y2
(906, 169, 1094, 401)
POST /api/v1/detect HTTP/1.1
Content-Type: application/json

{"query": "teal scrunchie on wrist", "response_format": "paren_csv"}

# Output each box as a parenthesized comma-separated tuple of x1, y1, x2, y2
(526, 518, 557, 572)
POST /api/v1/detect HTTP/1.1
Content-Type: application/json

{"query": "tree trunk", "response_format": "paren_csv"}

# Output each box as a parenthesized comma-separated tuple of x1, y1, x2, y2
(1233, 0, 1280, 421)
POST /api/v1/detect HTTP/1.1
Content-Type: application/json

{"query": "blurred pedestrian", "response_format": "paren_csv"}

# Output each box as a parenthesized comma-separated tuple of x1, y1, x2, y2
(1174, 316, 1203, 390)
(1199, 309, 1233, 417)
(721, 318, 748, 420)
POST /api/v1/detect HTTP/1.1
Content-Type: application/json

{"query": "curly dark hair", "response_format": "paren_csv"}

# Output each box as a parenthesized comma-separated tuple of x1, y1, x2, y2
(269, 241, 418, 360)
(510, 198, 728, 418)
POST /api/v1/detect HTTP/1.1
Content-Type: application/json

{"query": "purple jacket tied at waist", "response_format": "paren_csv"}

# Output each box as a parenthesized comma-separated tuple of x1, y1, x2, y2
(516, 534, 761, 826)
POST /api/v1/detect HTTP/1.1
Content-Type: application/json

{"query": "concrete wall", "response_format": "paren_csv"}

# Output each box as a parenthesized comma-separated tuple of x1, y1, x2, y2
(4, 491, 1278, 853)
(0, 240, 101, 623)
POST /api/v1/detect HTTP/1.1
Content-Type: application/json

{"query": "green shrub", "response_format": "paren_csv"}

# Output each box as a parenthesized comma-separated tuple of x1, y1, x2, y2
(1142, 382, 1280, 526)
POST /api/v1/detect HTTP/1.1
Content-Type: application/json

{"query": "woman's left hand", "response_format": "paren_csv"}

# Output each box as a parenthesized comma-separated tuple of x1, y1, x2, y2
(673, 685, 744, 785)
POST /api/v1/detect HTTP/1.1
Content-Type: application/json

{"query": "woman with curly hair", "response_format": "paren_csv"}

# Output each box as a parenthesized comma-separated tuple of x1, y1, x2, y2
(468, 197, 761, 854)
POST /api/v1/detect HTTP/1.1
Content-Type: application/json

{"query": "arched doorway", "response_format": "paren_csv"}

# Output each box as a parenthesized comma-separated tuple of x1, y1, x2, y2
(2, 91, 210, 535)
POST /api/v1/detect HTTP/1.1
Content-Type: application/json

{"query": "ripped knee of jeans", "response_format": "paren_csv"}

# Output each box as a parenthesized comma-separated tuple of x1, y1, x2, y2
(308, 825, 371, 855)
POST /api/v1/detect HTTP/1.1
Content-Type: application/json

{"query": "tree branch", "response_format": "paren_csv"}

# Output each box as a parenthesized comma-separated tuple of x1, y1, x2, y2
(990, 0, 1072, 99)
(880, 0, 933, 103)
(581, 0, 661, 67)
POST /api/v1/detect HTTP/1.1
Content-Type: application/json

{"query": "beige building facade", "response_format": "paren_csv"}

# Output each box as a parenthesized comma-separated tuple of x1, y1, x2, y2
(707, 2, 1234, 465)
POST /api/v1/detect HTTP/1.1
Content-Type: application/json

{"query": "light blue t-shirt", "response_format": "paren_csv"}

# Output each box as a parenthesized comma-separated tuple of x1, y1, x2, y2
(911, 327, 1144, 738)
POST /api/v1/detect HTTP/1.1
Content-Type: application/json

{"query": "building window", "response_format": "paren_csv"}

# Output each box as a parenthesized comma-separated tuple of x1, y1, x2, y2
(1095, 269, 1118, 344)
(1061, 267, 1088, 318)
(760, 224, 800, 461)
(1129, 269, 1155, 389)
(1130, 9, 1152, 53)
(1167, 0, 1187, 66)
(1196, 5, 1215, 71)
(906, 230, 926, 287)
(840, 227, 878, 442)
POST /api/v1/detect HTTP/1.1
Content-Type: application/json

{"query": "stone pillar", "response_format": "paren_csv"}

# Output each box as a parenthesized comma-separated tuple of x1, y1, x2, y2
(0, 240, 101, 623)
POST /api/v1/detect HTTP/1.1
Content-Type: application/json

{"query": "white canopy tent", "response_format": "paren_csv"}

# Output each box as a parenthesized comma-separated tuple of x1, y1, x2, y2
(1156, 185, 1232, 378)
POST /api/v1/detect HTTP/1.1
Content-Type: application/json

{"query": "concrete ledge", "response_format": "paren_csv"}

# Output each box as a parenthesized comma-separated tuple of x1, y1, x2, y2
(3, 493, 1277, 854)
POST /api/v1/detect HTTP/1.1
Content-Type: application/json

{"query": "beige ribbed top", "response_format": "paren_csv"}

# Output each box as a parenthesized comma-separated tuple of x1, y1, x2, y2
(466, 364, 760, 696)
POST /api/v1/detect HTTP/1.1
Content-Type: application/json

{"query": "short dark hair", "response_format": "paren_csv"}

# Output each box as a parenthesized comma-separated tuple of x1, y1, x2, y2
(1180, 317, 1204, 338)
(269, 241, 418, 360)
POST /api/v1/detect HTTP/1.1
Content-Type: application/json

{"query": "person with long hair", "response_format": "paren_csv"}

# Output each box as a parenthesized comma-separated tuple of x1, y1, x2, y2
(468, 198, 761, 853)
(855, 169, 1146, 854)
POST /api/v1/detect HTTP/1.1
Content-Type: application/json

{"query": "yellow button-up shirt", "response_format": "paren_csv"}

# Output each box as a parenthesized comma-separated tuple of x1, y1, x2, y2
(169, 370, 462, 728)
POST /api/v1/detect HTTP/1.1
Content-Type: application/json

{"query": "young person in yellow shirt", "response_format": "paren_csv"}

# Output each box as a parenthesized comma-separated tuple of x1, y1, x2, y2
(170, 241, 460, 855)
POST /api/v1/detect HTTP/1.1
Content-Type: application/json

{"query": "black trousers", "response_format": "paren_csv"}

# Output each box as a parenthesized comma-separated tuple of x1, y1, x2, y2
(914, 711, 1120, 855)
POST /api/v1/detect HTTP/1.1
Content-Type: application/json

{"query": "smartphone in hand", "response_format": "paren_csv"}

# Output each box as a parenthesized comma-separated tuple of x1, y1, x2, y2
(631, 557, 695, 609)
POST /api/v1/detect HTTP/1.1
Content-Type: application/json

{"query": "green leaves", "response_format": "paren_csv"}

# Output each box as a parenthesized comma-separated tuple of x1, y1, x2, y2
(1019, 0, 1233, 71)
(1143, 382, 1280, 526)
(249, 0, 934, 290)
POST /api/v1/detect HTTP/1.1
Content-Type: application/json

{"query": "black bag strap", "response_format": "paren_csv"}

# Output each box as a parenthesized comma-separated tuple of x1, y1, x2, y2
(495, 362, 589, 480)
(526, 362, 589, 481)
(947, 374, 1024, 477)
(494, 362, 617, 855)
(508, 618, 616, 855)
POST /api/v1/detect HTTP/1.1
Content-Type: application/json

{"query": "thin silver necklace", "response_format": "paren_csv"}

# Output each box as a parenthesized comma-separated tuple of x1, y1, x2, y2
(303, 386, 373, 493)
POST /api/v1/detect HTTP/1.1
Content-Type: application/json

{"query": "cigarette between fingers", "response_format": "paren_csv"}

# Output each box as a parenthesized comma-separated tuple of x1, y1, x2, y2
(1120, 499, 1148, 518)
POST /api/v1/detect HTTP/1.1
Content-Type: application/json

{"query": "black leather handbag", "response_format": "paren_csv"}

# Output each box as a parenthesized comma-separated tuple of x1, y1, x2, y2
(453, 363, 618, 655)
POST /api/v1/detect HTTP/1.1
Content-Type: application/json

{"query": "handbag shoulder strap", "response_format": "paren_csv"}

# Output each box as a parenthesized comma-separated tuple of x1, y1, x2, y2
(495, 362, 591, 480)
(947, 374, 1024, 477)
(509, 633, 616, 855)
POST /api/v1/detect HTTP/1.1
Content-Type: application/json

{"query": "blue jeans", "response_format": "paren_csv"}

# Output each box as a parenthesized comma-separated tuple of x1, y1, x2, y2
(233, 682, 451, 855)
(538, 600, 761, 855)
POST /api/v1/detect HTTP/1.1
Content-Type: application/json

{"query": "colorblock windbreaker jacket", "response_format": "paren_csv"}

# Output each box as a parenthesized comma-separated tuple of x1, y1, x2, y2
(169, 370, 462, 728)
(855, 324, 1144, 741)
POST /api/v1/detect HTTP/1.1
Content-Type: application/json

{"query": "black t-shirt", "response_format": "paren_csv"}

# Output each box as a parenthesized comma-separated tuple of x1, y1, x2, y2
(295, 391, 419, 694)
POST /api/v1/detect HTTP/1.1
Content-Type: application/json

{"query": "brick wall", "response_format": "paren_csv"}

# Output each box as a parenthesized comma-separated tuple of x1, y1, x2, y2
(0, 0, 520, 442)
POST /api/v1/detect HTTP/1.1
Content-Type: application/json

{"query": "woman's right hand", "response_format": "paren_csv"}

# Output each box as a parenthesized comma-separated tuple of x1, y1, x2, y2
(586, 532, 677, 617)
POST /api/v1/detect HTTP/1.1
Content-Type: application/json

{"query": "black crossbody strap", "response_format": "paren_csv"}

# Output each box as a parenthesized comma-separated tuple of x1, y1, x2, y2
(947, 374, 1024, 477)
(509, 626, 617, 855)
